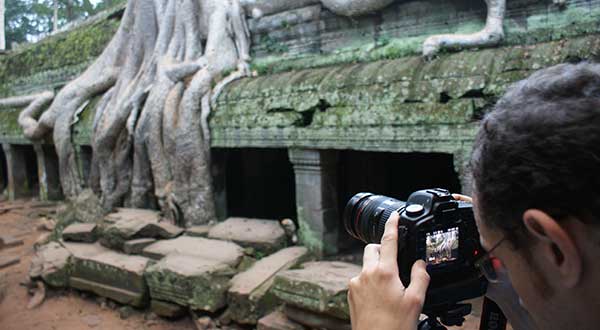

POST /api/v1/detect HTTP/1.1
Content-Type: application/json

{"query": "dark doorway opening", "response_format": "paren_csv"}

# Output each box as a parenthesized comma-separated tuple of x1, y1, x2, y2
(337, 151, 461, 252)
(14, 145, 40, 197)
(215, 148, 297, 221)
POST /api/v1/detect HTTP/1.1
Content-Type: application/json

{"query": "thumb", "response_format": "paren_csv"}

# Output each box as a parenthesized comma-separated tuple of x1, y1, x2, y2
(405, 260, 430, 306)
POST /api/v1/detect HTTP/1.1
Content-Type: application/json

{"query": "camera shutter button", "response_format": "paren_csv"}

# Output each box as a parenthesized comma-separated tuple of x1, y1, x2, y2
(406, 204, 425, 217)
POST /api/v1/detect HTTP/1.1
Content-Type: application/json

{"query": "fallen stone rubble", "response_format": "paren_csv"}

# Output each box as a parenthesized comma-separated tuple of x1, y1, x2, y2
(31, 209, 357, 329)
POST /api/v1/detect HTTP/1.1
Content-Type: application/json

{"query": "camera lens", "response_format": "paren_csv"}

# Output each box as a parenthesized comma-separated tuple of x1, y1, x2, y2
(343, 193, 406, 243)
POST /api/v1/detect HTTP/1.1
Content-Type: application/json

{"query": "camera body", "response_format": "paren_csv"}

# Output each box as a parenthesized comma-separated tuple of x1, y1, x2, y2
(344, 188, 487, 313)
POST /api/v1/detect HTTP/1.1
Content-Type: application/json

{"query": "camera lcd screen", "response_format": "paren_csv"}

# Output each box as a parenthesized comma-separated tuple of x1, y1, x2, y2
(425, 227, 459, 265)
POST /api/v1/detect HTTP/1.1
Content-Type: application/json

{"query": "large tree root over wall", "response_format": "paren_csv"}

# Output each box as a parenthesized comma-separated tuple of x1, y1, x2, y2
(18, 0, 250, 227)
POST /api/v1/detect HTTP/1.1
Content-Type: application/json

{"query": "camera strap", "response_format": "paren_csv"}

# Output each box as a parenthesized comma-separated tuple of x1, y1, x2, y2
(479, 297, 508, 330)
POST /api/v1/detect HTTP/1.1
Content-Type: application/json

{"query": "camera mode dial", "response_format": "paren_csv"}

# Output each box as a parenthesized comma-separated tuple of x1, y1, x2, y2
(406, 204, 425, 217)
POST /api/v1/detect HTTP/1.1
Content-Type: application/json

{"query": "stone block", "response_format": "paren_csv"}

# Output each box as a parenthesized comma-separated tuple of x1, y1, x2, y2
(258, 310, 306, 330)
(100, 208, 182, 250)
(123, 238, 157, 255)
(142, 236, 244, 267)
(285, 306, 351, 330)
(0, 255, 20, 269)
(151, 300, 186, 318)
(28, 242, 72, 287)
(144, 254, 236, 312)
(64, 242, 150, 307)
(272, 262, 361, 320)
(228, 246, 309, 324)
(208, 217, 286, 255)
(185, 225, 212, 237)
(62, 223, 98, 243)
(0, 235, 24, 248)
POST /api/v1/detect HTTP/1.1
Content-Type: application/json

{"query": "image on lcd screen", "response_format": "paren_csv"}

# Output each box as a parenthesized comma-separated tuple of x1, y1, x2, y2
(425, 227, 459, 265)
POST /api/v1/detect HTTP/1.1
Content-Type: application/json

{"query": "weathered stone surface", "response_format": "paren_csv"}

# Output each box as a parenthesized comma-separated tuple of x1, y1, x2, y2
(64, 242, 150, 307)
(142, 236, 244, 267)
(62, 223, 98, 243)
(185, 225, 212, 237)
(285, 306, 351, 330)
(0, 273, 6, 304)
(228, 246, 309, 324)
(150, 300, 186, 319)
(123, 238, 157, 255)
(100, 209, 182, 250)
(28, 242, 72, 287)
(258, 310, 306, 330)
(0, 255, 20, 269)
(272, 261, 360, 320)
(208, 217, 286, 255)
(144, 254, 236, 312)
(0, 235, 24, 248)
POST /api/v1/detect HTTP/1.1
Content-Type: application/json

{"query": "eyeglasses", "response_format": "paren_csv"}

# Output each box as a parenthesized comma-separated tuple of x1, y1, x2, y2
(475, 235, 508, 283)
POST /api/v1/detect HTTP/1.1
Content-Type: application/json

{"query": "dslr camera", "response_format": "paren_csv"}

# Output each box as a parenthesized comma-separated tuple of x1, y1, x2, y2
(344, 188, 487, 316)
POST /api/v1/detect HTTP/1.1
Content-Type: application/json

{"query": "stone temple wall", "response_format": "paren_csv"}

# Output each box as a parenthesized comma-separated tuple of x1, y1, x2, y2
(1, 0, 600, 254)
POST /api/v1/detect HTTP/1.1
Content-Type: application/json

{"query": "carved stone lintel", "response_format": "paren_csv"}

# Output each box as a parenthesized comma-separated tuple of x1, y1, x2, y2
(288, 148, 339, 257)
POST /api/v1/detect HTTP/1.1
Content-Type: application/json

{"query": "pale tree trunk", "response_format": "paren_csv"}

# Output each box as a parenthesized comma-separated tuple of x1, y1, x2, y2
(53, 0, 59, 32)
(17, 0, 251, 227)
(0, 0, 5, 50)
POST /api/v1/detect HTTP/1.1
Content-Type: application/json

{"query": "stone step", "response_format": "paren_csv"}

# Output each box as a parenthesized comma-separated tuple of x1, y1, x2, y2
(150, 300, 186, 319)
(142, 236, 244, 267)
(144, 254, 236, 313)
(272, 261, 361, 320)
(185, 225, 212, 238)
(228, 246, 309, 324)
(100, 208, 183, 250)
(123, 238, 157, 255)
(258, 310, 306, 330)
(62, 223, 98, 243)
(29, 242, 72, 288)
(284, 306, 351, 330)
(208, 217, 287, 255)
(64, 242, 151, 307)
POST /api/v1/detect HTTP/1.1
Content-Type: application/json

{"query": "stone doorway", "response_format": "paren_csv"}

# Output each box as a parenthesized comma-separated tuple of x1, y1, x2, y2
(214, 148, 297, 222)
(336, 151, 462, 252)
(13, 145, 40, 198)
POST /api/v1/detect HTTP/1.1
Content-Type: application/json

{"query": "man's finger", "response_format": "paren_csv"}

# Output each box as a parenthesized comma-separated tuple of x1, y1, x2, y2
(379, 211, 400, 271)
(452, 194, 472, 203)
(363, 244, 380, 270)
(405, 260, 430, 301)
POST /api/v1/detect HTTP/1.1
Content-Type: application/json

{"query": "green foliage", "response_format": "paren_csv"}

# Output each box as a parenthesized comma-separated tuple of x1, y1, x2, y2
(5, 0, 118, 49)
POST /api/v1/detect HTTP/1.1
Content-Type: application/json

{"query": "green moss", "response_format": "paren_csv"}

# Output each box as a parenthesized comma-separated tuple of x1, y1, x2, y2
(0, 14, 120, 97)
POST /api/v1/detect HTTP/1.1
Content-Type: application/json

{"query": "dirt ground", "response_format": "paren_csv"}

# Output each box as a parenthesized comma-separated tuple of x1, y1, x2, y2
(0, 198, 503, 330)
(0, 198, 196, 330)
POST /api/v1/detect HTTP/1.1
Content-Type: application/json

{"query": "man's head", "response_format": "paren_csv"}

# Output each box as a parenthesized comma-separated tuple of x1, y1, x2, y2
(470, 62, 600, 329)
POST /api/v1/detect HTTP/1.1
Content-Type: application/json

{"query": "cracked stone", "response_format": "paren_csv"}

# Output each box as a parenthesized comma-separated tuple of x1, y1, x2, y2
(272, 261, 361, 320)
(62, 223, 98, 243)
(64, 242, 150, 307)
(228, 246, 309, 324)
(28, 242, 72, 287)
(142, 236, 243, 267)
(208, 218, 287, 255)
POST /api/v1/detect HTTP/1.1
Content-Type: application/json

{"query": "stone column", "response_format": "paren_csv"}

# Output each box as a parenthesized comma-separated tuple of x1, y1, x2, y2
(454, 149, 473, 196)
(34, 143, 63, 201)
(2, 144, 30, 200)
(288, 149, 339, 257)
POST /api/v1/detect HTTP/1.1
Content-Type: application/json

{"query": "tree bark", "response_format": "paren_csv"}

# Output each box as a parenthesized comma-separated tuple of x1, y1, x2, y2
(0, 0, 5, 50)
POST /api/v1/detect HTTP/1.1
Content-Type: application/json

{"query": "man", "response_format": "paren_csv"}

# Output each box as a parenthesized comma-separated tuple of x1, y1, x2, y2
(348, 62, 600, 330)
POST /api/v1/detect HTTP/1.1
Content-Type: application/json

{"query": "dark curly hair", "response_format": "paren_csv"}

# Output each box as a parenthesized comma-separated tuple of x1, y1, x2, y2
(471, 62, 600, 247)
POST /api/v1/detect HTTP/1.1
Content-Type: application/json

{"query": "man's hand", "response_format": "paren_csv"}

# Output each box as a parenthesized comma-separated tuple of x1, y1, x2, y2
(348, 211, 430, 330)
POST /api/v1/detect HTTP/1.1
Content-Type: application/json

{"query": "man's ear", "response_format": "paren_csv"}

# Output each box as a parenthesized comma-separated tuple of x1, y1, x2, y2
(522, 209, 582, 288)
